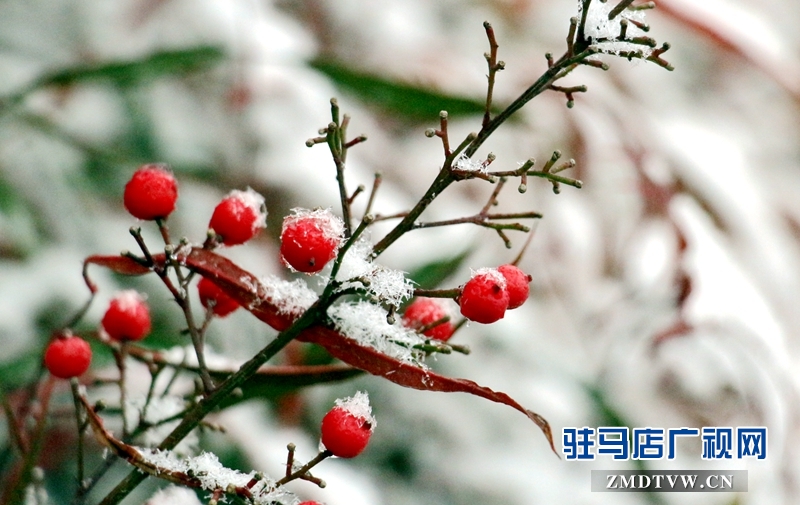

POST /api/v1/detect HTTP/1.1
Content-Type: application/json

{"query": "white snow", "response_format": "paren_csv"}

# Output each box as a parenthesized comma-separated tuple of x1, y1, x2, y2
(326, 302, 428, 366)
(335, 238, 414, 307)
(578, 0, 653, 57)
(333, 391, 376, 430)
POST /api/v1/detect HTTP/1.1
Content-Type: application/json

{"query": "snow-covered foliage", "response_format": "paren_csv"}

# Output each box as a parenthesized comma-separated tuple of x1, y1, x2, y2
(3, 0, 800, 504)
(335, 238, 414, 307)
(327, 302, 428, 366)
(256, 274, 319, 317)
(578, 0, 653, 56)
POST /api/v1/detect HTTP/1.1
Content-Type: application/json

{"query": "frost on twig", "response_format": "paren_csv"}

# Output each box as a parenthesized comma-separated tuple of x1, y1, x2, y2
(334, 238, 414, 307)
(80, 395, 295, 504)
(452, 151, 486, 173)
(578, 0, 655, 57)
(138, 450, 294, 504)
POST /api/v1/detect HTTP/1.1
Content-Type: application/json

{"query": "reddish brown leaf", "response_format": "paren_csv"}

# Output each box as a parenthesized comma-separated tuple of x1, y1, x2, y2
(299, 325, 557, 454)
(178, 247, 557, 454)
(84, 248, 556, 453)
(82, 254, 154, 293)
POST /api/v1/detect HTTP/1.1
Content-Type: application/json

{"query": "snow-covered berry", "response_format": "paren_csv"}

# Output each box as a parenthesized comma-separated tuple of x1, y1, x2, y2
(44, 334, 92, 379)
(497, 264, 532, 309)
(458, 268, 509, 324)
(101, 290, 151, 342)
(402, 297, 454, 341)
(123, 164, 178, 220)
(208, 188, 267, 246)
(320, 391, 375, 458)
(197, 277, 239, 317)
(280, 208, 344, 274)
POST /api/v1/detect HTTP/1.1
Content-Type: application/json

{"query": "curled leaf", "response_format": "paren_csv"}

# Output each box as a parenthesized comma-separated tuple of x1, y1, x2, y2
(83, 248, 556, 453)
(179, 247, 557, 454)
(82, 254, 154, 293)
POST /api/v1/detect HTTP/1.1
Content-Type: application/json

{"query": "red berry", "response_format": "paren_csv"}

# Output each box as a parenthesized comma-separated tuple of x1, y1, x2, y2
(497, 264, 532, 309)
(44, 334, 92, 379)
(297, 502, 323, 505)
(458, 268, 509, 324)
(101, 290, 151, 342)
(209, 188, 267, 246)
(123, 164, 178, 220)
(197, 277, 239, 317)
(280, 209, 343, 274)
(402, 297, 454, 341)
(320, 391, 375, 458)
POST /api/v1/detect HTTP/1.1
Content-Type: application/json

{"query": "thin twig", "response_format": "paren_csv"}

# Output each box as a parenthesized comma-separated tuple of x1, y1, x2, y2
(69, 379, 86, 490)
(275, 450, 332, 486)
(482, 21, 504, 128)
(364, 173, 382, 219)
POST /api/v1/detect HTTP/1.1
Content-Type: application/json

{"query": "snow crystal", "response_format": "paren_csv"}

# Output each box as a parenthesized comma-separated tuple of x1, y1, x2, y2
(452, 152, 485, 172)
(137, 449, 295, 505)
(578, 0, 653, 57)
(335, 239, 414, 307)
(327, 301, 428, 365)
(282, 207, 345, 244)
(471, 267, 507, 289)
(227, 187, 268, 233)
(334, 391, 376, 430)
(112, 289, 146, 311)
(258, 274, 318, 317)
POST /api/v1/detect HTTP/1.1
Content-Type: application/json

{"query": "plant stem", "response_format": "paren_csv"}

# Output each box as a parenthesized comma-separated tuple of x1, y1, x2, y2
(372, 46, 595, 259)
(69, 380, 86, 491)
(97, 300, 327, 505)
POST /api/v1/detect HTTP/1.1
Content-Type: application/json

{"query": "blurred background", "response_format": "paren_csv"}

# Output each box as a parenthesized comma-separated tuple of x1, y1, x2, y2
(1, 0, 800, 504)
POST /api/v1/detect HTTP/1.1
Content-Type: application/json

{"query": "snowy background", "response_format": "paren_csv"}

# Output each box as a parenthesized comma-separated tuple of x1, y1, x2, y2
(1, 0, 800, 504)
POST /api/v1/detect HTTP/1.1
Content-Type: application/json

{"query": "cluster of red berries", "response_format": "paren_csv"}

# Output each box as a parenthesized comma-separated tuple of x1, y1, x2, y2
(44, 290, 153, 379)
(123, 164, 268, 247)
(401, 264, 532, 338)
(124, 165, 345, 275)
(459, 264, 531, 324)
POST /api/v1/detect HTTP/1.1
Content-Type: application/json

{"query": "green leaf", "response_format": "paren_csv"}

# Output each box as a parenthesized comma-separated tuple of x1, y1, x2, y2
(35, 46, 225, 89)
(0, 351, 39, 391)
(407, 249, 472, 290)
(311, 59, 488, 122)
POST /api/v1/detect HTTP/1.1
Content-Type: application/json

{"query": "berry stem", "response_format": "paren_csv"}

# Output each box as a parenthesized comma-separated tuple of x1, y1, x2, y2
(155, 218, 171, 246)
(412, 288, 461, 299)
(415, 315, 452, 336)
